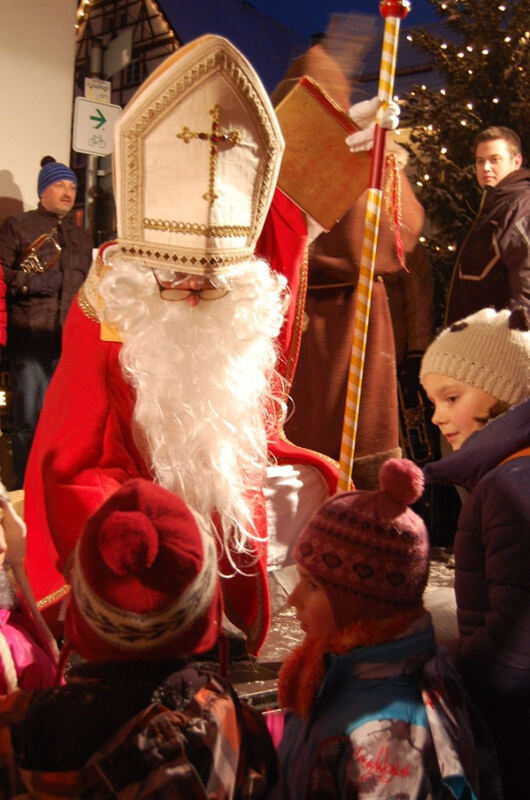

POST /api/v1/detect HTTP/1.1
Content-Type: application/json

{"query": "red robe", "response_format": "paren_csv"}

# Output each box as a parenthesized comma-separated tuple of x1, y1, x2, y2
(24, 189, 338, 654)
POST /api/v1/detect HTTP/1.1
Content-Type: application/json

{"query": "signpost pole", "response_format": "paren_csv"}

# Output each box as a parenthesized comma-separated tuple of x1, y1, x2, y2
(85, 39, 104, 237)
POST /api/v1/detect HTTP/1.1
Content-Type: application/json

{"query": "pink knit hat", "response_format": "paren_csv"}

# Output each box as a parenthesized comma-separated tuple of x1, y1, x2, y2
(294, 459, 430, 627)
(65, 479, 222, 662)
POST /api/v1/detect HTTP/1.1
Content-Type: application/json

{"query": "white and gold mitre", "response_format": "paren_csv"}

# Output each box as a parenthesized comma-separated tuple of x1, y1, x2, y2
(113, 35, 284, 276)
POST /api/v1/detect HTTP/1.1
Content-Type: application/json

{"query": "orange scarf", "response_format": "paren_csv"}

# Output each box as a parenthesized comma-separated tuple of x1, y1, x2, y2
(278, 608, 424, 719)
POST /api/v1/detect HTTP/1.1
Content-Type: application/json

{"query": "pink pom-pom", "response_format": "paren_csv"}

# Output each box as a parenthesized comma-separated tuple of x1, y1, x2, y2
(379, 458, 424, 506)
(98, 510, 159, 576)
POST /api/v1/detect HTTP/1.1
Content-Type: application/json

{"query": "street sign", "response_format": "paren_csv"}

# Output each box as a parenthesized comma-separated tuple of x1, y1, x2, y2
(84, 77, 112, 103)
(73, 96, 122, 156)
(104, 29, 132, 78)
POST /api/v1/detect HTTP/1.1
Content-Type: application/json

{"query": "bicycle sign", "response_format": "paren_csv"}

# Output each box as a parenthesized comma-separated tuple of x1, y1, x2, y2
(73, 97, 122, 156)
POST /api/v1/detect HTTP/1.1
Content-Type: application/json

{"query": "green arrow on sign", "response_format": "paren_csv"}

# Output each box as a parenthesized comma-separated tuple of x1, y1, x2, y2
(90, 108, 106, 129)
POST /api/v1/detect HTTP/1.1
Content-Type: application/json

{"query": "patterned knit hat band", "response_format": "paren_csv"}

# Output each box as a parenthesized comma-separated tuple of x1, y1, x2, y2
(65, 479, 222, 662)
(420, 307, 530, 407)
(38, 161, 77, 196)
(295, 459, 430, 628)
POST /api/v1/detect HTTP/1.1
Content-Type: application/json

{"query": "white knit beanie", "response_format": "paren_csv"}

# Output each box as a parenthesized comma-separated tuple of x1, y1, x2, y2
(420, 307, 530, 407)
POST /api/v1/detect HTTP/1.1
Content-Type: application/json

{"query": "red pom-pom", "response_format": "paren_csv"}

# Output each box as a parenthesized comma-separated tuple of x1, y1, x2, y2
(379, 458, 424, 506)
(379, 0, 411, 20)
(98, 511, 159, 576)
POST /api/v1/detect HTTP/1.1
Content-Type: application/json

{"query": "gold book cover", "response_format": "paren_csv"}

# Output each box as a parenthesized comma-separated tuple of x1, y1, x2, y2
(275, 76, 371, 230)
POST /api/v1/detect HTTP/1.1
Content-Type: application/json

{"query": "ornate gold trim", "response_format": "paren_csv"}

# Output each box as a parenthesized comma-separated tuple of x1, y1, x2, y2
(282, 247, 309, 400)
(77, 290, 99, 322)
(119, 242, 252, 273)
(143, 219, 251, 237)
(36, 583, 71, 610)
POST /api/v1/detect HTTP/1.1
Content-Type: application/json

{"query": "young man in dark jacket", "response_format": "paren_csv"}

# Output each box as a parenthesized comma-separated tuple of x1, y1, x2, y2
(446, 126, 530, 324)
(0, 158, 92, 485)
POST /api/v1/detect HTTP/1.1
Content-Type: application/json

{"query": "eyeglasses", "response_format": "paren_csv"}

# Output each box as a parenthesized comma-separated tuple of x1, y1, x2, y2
(151, 270, 229, 302)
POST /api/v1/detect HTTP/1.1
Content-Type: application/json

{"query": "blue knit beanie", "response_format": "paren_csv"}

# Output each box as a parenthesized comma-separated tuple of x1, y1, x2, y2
(38, 160, 77, 196)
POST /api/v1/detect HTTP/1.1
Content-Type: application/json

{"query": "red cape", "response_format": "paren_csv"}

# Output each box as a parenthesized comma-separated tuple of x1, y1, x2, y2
(24, 189, 338, 654)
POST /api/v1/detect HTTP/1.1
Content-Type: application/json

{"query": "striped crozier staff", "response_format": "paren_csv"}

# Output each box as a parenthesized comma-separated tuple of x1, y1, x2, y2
(337, 0, 411, 492)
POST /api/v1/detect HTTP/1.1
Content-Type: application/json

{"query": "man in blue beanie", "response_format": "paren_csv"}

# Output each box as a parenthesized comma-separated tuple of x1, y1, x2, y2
(0, 157, 92, 487)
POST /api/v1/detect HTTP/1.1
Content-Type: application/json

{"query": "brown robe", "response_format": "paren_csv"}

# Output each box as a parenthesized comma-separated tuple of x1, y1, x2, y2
(281, 45, 424, 488)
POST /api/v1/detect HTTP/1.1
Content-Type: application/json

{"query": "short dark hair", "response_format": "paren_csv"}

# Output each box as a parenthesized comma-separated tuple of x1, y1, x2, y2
(474, 126, 522, 158)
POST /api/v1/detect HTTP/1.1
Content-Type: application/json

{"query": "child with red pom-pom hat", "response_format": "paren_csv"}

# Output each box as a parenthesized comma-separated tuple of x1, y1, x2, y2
(0, 479, 279, 798)
(269, 459, 501, 799)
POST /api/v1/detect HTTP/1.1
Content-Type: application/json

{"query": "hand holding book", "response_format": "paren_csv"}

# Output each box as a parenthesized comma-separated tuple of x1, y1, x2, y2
(346, 96, 407, 167)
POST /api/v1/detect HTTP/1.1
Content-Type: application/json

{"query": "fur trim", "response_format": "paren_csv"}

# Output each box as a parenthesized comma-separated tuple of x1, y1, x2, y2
(278, 607, 423, 718)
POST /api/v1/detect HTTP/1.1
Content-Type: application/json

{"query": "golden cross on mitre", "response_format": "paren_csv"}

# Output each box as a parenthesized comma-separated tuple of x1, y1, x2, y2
(176, 105, 241, 205)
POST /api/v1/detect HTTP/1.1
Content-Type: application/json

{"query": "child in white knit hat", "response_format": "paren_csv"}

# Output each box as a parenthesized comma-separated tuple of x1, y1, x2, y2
(420, 306, 530, 800)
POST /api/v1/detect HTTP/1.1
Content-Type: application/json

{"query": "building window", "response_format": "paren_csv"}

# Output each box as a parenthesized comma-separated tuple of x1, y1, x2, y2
(125, 59, 141, 86)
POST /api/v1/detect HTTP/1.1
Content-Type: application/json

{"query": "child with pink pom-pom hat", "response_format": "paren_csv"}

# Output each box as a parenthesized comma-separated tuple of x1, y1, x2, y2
(269, 459, 501, 799)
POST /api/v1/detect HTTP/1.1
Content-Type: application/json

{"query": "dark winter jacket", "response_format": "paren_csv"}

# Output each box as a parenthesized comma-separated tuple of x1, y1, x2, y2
(424, 399, 530, 797)
(446, 167, 530, 324)
(0, 659, 279, 799)
(0, 204, 92, 347)
(274, 614, 499, 800)
(424, 399, 530, 699)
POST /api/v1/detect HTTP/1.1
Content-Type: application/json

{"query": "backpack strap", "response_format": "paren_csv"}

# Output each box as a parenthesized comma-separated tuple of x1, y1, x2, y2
(499, 446, 530, 466)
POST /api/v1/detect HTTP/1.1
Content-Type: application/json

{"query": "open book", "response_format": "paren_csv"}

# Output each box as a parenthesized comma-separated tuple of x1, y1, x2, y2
(274, 76, 371, 231)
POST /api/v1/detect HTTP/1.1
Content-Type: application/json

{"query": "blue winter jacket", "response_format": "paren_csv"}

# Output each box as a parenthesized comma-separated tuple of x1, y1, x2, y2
(274, 615, 495, 799)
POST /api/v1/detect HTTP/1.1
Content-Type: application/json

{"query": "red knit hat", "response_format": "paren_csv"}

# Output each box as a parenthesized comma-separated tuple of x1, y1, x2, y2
(294, 459, 430, 628)
(65, 479, 222, 662)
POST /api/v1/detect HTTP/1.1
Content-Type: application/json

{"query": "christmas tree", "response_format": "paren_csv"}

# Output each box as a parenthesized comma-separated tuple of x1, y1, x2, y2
(400, 0, 529, 325)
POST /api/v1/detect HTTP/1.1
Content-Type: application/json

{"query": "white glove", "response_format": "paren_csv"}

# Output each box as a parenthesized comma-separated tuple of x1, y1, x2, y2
(345, 97, 400, 152)
(345, 126, 377, 153)
(348, 96, 383, 129)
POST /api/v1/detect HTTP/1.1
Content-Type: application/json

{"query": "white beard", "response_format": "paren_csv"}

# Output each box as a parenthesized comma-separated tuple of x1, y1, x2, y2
(99, 256, 288, 570)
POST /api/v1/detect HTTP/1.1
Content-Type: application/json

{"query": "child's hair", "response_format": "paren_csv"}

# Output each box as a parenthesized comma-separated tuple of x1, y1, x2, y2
(473, 399, 510, 428)
(420, 307, 530, 407)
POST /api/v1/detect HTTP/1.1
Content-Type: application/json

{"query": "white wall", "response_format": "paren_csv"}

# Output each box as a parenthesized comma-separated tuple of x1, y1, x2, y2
(0, 0, 77, 222)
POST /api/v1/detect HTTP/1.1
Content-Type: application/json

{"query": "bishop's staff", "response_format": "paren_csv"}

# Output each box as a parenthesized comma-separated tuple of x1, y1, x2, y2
(337, 0, 411, 491)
